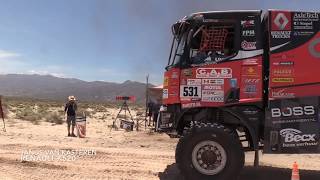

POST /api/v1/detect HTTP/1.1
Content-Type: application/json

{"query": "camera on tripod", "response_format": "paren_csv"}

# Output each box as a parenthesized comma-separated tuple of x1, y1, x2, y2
(116, 96, 136, 101)
(111, 95, 136, 131)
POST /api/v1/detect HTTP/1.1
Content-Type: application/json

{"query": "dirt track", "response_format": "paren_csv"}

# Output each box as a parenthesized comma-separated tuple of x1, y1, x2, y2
(0, 116, 320, 180)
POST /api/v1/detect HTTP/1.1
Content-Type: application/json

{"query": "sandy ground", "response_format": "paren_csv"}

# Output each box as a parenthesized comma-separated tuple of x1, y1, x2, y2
(0, 109, 320, 180)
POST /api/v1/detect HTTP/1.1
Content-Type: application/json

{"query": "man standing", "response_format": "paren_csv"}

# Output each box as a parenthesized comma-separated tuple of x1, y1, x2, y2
(147, 101, 154, 126)
(65, 95, 77, 137)
(152, 102, 160, 126)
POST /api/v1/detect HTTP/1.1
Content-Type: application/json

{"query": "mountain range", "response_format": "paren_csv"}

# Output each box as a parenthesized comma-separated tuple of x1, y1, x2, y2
(0, 74, 152, 104)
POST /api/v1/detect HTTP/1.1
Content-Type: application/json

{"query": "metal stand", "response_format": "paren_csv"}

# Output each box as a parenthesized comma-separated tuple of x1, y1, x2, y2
(111, 100, 134, 131)
(254, 149, 259, 167)
(145, 74, 149, 130)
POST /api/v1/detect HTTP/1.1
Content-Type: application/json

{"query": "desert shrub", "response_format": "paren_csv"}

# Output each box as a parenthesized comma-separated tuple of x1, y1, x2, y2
(79, 110, 93, 118)
(16, 107, 41, 124)
(94, 105, 106, 112)
(37, 105, 49, 115)
(136, 111, 145, 116)
(45, 112, 64, 124)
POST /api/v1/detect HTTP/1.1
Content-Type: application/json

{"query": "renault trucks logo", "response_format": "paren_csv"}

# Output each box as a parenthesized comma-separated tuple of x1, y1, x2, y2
(271, 105, 315, 117)
(274, 13, 289, 30)
(271, 12, 291, 39)
(272, 12, 291, 31)
(280, 128, 316, 143)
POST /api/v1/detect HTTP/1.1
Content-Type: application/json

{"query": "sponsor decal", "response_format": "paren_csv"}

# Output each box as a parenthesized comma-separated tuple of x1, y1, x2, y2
(243, 66, 258, 76)
(272, 68, 294, 77)
(202, 79, 224, 85)
(244, 84, 257, 93)
(180, 85, 201, 98)
(272, 12, 291, 31)
(273, 61, 294, 66)
(181, 102, 201, 108)
(293, 12, 319, 21)
(202, 97, 224, 102)
(196, 68, 232, 78)
(244, 79, 260, 83)
(187, 79, 202, 86)
(241, 40, 257, 50)
(271, 12, 292, 39)
(169, 92, 178, 97)
(241, 20, 254, 28)
(201, 90, 224, 102)
(243, 78, 259, 94)
(293, 31, 314, 37)
(271, 89, 295, 98)
(280, 128, 317, 144)
(242, 30, 255, 36)
(293, 21, 313, 30)
(191, 97, 201, 101)
(180, 78, 187, 85)
(163, 77, 169, 87)
(183, 69, 193, 77)
(202, 90, 224, 96)
(272, 78, 294, 83)
(242, 109, 258, 115)
(171, 72, 179, 79)
(213, 57, 225, 62)
(162, 89, 168, 99)
(271, 105, 315, 118)
(202, 85, 223, 90)
(243, 59, 258, 65)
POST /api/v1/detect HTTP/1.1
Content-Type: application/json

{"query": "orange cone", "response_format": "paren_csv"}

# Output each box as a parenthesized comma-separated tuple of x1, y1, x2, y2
(291, 162, 300, 180)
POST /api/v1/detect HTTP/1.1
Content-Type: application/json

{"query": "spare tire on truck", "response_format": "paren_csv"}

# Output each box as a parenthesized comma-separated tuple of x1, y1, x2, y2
(175, 123, 244, 180)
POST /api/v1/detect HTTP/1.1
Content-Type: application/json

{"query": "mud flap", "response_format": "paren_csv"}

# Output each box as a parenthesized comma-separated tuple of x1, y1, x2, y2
(264, 96, 320, 153)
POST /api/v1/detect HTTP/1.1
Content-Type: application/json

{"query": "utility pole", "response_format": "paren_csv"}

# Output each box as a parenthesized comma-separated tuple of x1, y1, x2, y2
(145, 74, 149, 130)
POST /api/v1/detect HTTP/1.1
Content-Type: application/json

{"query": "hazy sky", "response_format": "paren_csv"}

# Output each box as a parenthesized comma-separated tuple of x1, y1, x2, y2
(0, 0, 318, 85)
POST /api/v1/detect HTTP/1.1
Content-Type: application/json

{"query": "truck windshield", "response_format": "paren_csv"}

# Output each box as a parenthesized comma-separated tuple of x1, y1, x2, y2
(167, 21, 236, 68)
(167, 32, 187, 68)
(189, 23, 236, 65)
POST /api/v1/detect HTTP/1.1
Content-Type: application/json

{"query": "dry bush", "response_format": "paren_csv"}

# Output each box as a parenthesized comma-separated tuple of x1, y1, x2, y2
(15, 107, 41, 124)
(76, 106, 96, 118)
(136, 111, 144, 116)
(45, 112, 64, 124)
(93, 105, 107, 112)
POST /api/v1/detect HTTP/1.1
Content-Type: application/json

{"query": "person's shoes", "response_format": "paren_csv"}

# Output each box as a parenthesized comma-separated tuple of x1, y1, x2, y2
(68, 133, 71, 137)
(71, 133, 77, 137)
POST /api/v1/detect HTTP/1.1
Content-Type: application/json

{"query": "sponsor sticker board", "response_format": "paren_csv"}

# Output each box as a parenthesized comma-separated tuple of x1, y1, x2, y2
(264, 96, 320, 153)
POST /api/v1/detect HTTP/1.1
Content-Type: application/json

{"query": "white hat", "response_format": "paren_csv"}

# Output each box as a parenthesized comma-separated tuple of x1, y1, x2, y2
(68, 95, 76, 101)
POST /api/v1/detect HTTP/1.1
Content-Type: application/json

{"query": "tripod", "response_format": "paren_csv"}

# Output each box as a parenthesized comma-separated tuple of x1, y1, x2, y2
(111, 100, 134, 131)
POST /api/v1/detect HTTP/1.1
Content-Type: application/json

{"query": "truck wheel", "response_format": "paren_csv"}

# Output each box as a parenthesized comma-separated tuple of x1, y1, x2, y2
(175, 123, 244, 180)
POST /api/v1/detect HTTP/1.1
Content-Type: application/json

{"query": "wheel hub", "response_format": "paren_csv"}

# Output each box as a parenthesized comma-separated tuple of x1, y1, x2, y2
(201, 149, 217, 165)
(192, 140, 227, 175)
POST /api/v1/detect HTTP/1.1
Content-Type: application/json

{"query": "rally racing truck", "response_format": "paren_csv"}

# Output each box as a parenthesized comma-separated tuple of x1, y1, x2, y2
(158, 10, 320, 180)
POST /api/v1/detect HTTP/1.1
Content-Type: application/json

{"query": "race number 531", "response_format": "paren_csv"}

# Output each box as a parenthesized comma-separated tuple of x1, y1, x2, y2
(180, 86, 201, 98)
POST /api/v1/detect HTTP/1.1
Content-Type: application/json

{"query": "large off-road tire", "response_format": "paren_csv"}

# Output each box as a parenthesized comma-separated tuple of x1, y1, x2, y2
(175, 122, 244, 180)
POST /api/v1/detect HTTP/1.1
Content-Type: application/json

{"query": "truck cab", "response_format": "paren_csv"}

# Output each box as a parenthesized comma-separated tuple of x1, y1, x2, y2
(162, 10, 265, 139)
